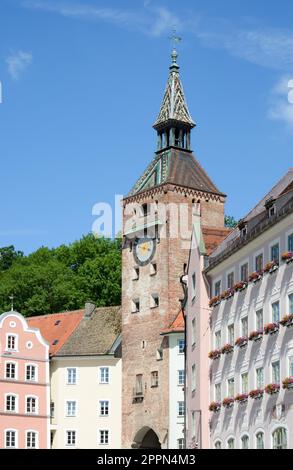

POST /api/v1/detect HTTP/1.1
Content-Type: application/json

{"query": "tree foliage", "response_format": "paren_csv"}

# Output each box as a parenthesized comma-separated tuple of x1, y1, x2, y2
(224, 215, 239, 228)
(0, 235, 121, 317)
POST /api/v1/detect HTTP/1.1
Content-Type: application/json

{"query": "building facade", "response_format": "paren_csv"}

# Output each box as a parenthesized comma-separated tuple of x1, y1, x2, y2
(206, 169, 293, 449)
(184, 215, 229, 449)
(161, 311, 185, 449)
(0, 310, 50, 449)
(29, 304, 122, 449)
(121, 48, 226, 449)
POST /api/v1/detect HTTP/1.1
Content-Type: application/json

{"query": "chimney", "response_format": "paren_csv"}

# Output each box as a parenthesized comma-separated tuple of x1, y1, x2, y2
(84, 301, 96, 319)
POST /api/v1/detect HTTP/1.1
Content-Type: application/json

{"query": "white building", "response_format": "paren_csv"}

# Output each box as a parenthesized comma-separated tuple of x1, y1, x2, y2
(206, 169, 293, 449)
(161, 311, 185, 449)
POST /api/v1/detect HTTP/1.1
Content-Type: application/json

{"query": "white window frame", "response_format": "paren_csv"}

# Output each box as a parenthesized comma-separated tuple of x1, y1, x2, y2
(4, 429, 18, 449)
(25, 429, 39, 449)
(25, 363, 38, 382)
(255, 366, 264, 389)
(66, 367, 77, 385)
(177, 401, 185, 417)
(254, 249, 264, 272)
(178, 369, 184, 386)
(65, 400, 77, 417)
(5, 333, 18, 352)
(99, 367, 110, 384)
(5, 393, 18, 413)
(99, 400, 110, 417)
(213, 277, 222, 297)
(25, 395, 39, 415)
(226, 269, 235, 290)
(177, 339, 185, 355)
(5, 361, 17, 380)
(240, 433, 250, 449)
(98, 429, 110, 445)
(271, 359, 280, 383)
(269, 237, 280, 263)
(255, 429, 265, 449)
(271, 300, 280, 323)
(239, 258, 249, 281)
(65, 429, 77, 447)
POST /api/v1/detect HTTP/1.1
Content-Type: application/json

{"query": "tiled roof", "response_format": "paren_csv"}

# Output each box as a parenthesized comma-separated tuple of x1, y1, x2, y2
(55, 306, 121, 356)
(202, 227, 231, 256)
(128, 148, 225, 197)
(161, 310, 185, 335)
(27, 310, 84, 355)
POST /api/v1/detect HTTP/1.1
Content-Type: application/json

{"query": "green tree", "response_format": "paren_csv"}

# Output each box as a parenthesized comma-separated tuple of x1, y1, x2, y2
(0, 234, 121, 317)
(224, 215, 238, 228)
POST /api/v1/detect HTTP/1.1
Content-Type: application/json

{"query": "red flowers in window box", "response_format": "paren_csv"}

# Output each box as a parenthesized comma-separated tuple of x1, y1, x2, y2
(209, 401, 221, 412)
(265, 383, 280, 395)
(221, 343, 234, 354)
(248, 271, 263, 283)
(235, 393, 248, 403)
(234, 281, 248, 292)
(235, 336, 248, 348)
(264, 323, 279, 335)
(279, 314, 293, 328)
(221, 288, 235, 300)
(222, 397, 234, 408)
(263, 261, 279, 274)
(209, 296, 221, 308)
(249, 388, 264, 399)
(282, 377, 293, 390)
(208, 349, 221, 360)
(248, 329, 263, 341)
(281, 251, 293, 263)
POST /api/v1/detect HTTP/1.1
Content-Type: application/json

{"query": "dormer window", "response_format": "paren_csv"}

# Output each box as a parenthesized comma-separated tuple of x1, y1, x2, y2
(237, 219, 247, 238)
(265, 197, 276, 218)
(269, 205, 276, 218)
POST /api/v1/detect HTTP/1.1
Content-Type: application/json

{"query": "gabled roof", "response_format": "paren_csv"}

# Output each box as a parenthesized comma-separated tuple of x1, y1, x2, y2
(128, 148, 225, 197)
(55, 306, 121, 357)
(153, 50, 195, 129)
(161, 309, 185, 335)
(27, 310, 84, 355)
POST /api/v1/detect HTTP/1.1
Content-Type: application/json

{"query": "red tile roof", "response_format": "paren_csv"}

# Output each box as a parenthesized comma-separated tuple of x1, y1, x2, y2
(161, 310, 185, 335)
(27, 309, 84, 355)
(202, 226, 231, 256)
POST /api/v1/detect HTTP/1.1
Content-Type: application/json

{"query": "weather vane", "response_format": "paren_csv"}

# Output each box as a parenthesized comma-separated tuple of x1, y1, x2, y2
(169, 27, 182, 50)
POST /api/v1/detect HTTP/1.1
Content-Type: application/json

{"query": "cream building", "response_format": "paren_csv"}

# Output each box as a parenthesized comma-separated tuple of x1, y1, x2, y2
(30, 304, 122, 449)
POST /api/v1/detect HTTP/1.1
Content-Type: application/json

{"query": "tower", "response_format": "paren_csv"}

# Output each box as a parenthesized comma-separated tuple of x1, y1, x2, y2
(121, 47, 226, 449)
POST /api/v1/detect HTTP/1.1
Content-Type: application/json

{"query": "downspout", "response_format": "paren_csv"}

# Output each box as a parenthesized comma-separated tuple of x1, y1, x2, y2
(180, 273, 188, 449)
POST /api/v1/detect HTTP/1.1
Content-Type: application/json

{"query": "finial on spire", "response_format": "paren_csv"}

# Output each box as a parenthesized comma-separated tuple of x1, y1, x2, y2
(9, 294, 14, 311)
(169, 28, 181, 66)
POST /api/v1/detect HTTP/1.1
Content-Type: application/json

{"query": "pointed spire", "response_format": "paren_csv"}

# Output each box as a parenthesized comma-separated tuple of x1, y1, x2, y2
(153, 47, 195, 130)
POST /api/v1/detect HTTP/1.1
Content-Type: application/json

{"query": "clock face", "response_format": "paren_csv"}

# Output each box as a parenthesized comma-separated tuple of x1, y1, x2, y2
(133, 237, 156, 266)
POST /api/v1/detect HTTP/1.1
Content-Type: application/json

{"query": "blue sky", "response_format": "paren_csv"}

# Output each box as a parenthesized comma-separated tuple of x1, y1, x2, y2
(1, 0, 293, 253)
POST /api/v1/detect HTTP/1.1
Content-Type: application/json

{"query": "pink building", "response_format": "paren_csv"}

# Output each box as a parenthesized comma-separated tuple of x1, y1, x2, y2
(0, 310, 50, 449)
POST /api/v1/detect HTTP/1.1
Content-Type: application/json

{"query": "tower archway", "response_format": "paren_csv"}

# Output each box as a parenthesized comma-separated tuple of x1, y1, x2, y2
(132, 427, 161, 449)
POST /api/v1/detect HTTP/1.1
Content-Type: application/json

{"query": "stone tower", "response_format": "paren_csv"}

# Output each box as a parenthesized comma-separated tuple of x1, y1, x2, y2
(121, 48, 226, 449)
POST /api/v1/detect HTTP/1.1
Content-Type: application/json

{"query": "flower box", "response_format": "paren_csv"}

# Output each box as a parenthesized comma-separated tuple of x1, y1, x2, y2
(264, 323, 279, 335)
(249, 389, 264, 399)
(248, 330, 263, 342)
(221, 289, 235, 300)
(208, 349, 221, 360)
(235, 336, 248, 348)
(235, 393, 248, 403)
(209, 296, 221, 308)
(221, 343, 234, 354)
(263, 261, 279, 274)
(279, 314, 293, 328)
(281, 251, 293, 263)
(248, 271, 263, 283)
(209, 401, 221, 412)
(282, 377, 293, 390)
(265, 383, 280, 395)
(222, 397, 234, 408)
(234, 281, 248, 292)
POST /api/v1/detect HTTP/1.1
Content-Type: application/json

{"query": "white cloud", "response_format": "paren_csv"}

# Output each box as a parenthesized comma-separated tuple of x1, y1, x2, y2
(6, 50, 33, 80)
(23, 1, 181, 37)
(268, 76, 293, 128)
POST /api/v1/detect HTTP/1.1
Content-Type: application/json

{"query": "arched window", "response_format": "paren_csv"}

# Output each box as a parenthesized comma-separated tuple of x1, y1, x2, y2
(227, 437, 235, 449)
(241, 434, 249, 449)
(256, 431, 264, 449)
(273, 427, 287, 449)
(214, 440, 221, 449)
